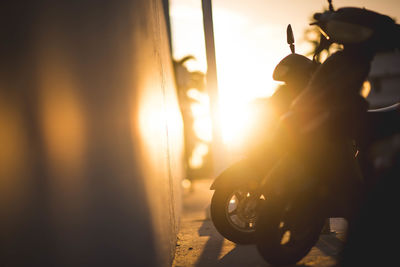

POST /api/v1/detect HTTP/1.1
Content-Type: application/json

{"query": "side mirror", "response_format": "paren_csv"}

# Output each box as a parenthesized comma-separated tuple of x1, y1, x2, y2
(287, 24, 295, 53)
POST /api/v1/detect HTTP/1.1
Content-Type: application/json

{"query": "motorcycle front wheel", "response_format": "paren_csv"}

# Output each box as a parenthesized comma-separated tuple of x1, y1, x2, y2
(210, 186, 264, 244)
(256, 197, 325, 266)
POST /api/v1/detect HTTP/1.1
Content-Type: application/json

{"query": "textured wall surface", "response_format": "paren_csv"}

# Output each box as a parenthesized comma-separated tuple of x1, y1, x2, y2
(0, 0, 183, 266)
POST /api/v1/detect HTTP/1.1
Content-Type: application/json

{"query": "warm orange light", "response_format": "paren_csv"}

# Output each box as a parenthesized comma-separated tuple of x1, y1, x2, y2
(187, 86, 278, 155)
(170, 2, 285, 152)
(0, 96, 26, 178)
(135, 66, 184, 176)
(0, 92, 28, 210)
(219, 101, 253, 145)
(218, 94, 275, 151)
(186, 88, 212, 169)
(181, 178, 192, 189)
(39, 70, 86, 175)
(360, 80, 371, 99)
(189, 143, 209, 168)
(188, 89, 212, 142)
(213, 26, 280, 147)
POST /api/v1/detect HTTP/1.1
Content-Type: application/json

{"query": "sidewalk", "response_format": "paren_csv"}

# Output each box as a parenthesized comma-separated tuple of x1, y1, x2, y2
(172, 178, 347, 267)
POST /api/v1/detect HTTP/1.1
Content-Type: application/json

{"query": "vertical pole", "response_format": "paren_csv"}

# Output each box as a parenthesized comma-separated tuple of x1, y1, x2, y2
(162, 0, 173, 54)
(201, 0, 225, 175)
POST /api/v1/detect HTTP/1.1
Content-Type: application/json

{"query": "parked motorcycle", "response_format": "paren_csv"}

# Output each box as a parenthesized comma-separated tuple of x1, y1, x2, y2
(255, 2, 400, 265)
(209, 25, 318, 244)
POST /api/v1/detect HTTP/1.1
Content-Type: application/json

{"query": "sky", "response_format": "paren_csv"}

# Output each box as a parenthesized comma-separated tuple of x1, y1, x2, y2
(170, 0, 400, 96)
(169, 0, 400, 146)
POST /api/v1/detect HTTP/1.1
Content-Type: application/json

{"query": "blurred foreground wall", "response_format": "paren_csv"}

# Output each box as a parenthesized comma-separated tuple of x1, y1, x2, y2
(0, 0, 183, 266)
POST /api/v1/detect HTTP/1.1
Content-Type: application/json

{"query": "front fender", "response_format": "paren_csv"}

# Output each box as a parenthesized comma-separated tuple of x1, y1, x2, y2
(210, 158, 261, 190)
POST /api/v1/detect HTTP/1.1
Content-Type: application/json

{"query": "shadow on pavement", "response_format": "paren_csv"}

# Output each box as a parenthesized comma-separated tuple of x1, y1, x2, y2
(175, 179, 342, 267)
(194, 220, 315, 267)
(195, 224, 225, 267)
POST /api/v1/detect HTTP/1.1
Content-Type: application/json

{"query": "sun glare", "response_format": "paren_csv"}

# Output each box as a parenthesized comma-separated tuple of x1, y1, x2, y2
(218, 100, 252, 145)
(189, 143, 209, 168)
(207, 6, 284, 148)
(216, 55, 280, 146)
(170, 0, 294, 162)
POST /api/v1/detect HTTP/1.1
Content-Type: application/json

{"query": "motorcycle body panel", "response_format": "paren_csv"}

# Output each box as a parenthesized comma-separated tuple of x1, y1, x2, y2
(210, 157, 261, 190)
(256, 4, 400, 266)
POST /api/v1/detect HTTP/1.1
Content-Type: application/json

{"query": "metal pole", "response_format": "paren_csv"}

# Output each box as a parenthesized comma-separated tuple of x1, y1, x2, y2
(201, 0, 225, 175)
(162, 0, 173, 54)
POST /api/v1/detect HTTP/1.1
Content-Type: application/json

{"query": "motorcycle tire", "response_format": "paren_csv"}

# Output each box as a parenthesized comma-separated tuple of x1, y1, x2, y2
(210, 186, 261, 244)
(256, 197, 325, 266)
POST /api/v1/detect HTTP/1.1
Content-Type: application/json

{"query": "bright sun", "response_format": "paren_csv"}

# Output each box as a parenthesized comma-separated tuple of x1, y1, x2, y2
(170, 0, 291, 162)
(215, 43, 281, 147)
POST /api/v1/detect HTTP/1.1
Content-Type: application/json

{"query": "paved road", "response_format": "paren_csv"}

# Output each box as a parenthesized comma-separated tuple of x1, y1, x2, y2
(173, 179, 347, 267)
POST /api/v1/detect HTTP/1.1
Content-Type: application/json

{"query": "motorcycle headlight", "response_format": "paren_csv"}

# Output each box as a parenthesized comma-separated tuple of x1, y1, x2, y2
(322, 20, 374, 44)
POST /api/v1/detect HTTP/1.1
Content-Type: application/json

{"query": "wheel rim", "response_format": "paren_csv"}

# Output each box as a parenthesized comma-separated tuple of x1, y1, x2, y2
(224, 190, 264, 233)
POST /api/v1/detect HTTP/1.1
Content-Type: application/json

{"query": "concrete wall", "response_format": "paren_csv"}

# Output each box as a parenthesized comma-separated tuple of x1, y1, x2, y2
(0, 0, 183, 266)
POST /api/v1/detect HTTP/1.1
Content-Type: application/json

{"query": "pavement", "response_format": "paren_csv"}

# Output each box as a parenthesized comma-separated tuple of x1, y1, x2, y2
(172, 178, 348, 267)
